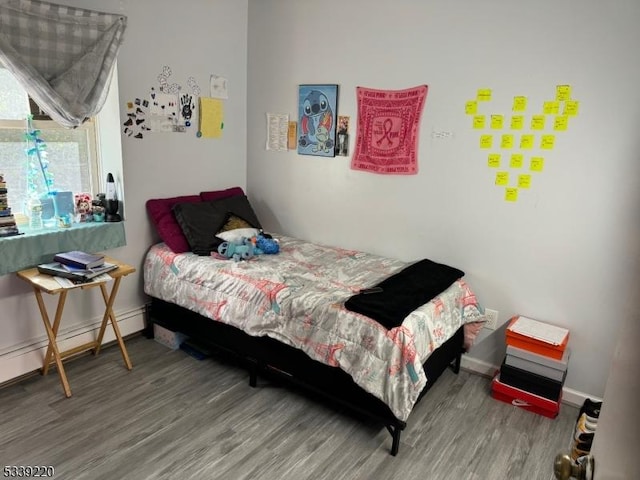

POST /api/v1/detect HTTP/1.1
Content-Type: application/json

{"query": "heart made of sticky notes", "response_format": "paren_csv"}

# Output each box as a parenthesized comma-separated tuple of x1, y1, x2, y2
(466, 87, 580, 202)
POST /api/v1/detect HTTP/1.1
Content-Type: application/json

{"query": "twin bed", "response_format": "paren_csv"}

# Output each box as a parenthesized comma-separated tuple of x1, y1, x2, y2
(143, 187, 485, 455)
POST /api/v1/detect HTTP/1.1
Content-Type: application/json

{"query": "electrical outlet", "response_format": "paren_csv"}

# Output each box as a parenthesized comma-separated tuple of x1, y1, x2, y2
(484, 308, 499, 330)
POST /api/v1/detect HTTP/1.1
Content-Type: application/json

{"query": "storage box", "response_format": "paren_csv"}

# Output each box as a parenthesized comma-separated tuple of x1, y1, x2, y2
(500, 359, 565, 400)
(505, 345, 570, 381)
(505, 316, 569, 360)
(153, 323, 188, 350)
(491, 372, 561, 418)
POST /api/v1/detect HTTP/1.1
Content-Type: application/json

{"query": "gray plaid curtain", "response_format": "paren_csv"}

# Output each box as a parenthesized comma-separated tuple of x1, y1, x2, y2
(0, 0, 127, 127)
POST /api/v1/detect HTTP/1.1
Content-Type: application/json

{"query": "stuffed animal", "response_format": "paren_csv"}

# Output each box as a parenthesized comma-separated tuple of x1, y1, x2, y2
(218, 237, 261, 262)
(255, 232, 280, 254)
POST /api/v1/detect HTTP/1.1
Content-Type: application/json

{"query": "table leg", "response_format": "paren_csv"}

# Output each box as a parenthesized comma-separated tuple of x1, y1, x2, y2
(42, 290, 68, 375)
(94, 278, 132, 370)
(33, 289, 72, 398)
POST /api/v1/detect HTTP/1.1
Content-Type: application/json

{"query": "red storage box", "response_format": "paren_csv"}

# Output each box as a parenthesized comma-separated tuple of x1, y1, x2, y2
(505, 316, 569, 360)
(491, 372, 561, 419)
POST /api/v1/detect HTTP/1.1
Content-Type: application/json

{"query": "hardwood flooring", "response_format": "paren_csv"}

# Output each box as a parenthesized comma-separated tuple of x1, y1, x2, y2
(0, 335, 577, 479)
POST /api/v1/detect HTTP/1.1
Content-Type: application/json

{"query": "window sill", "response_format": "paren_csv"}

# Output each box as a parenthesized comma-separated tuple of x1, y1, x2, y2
(0, 222, 126, 276)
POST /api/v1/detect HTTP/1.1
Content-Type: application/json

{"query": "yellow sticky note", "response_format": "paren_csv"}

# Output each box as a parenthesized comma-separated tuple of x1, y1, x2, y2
(510, 154, 523, 168)
(491, 115, 504, 130)
(488, 153, 501, 168)
(543, 101, 560, 115)
(556, 85, 572, 101)
(541, 134, 555, 150)
(531, 115, 546, 130)
(473, 115, 486, 129)
(199, 97, 224, 138)
(480, 135, 493, 149)
(518, 174, 532, 188)
(477, 89, 492, 101)
(513, 96, 527, 112)
(510, 115, 524, 130)
(554, 115, 569, 131)
(505, 187, 518, 202)
(530, 157, 545, 172)
(465, 100, 478, 115)
(520, 134, 534, 149)
(495, 171, 509, 186)
(501, 134, 514, 149)
(564, 100, 580, 116)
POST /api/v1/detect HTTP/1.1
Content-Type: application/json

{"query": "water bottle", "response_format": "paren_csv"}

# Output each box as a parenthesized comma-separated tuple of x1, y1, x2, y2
(28, 196, 43, 230)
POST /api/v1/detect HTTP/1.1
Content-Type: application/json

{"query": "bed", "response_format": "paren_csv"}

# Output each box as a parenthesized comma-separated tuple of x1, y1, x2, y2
(143, 188, 485, 455)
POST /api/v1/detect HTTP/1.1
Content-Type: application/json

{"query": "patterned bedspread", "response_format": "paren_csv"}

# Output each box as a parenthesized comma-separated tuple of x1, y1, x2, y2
(143, 236, 484, 421)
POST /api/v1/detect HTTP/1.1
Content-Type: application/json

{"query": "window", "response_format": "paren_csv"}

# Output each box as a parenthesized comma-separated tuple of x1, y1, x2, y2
(0, 68, 100, 222)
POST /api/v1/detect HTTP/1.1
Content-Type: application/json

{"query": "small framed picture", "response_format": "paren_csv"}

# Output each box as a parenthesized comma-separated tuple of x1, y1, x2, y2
(297, 84, 338, 157)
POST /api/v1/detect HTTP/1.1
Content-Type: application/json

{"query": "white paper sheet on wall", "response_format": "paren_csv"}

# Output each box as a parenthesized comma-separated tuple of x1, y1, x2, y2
(210, 75, 228, 99)
(266, 113, 289, 151)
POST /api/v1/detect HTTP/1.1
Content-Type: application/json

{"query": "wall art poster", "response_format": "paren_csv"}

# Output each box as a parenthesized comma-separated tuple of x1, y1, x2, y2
(351, 85, 428, 175)
(297, 84, 338, 157)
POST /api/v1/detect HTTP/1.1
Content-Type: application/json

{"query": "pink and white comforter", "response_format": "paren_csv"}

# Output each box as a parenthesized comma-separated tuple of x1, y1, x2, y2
(143, 236, 484, 421)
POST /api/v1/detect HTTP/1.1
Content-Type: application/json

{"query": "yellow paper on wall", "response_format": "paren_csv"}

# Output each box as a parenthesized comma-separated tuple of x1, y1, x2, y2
(556, 85, 572, 101)
(505, 187, 518, 202)
(530, 157, 545, 172)
(510, 154, 523, 168)
(480, 135, 493, 149)
(520, 134, 534, 149)
(465, 100, 478, 114)
(531, 115, 546, 130)
(501, 134, 514, 149)
(564, 100, 580, 116)
(199, 97, 224, 138)
(495, 171, 509, 186)
(473, 115, 486, 129)
(554, 115, 569, 131)
(518, 174, 532, 188)
(488, 153, 501, 168)
(510, 115, 524, 130)
(513, 96, 527, 112)
(491, 115, 504, 129)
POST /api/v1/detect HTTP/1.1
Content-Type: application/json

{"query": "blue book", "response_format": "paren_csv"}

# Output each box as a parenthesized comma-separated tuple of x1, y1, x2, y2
(53, 250, 105, 269)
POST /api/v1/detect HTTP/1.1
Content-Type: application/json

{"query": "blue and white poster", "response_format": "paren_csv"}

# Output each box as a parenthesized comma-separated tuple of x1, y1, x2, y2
(297, 84, 338, 157)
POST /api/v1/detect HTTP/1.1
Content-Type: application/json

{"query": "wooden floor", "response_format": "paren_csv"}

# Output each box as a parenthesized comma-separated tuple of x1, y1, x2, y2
(0, 335, 578, 480)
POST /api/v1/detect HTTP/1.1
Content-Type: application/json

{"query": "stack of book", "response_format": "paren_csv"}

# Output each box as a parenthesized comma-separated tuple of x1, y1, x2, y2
(0, 173, 20, 238)
(491, 315, 570, 418)
(37, 250, 118, 283)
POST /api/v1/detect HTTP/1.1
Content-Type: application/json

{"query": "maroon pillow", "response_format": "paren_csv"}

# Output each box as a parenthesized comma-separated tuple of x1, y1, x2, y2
(200, 186, 244, 202)
(146, 195, 201, 253)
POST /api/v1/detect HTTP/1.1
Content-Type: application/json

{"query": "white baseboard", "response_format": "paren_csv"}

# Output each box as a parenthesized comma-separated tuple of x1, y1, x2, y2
(0, 306, 146, 386)
(460, 355, 602, 408)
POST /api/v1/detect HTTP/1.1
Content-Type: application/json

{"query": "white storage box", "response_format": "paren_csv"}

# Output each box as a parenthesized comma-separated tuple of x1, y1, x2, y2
(153, 323, 188, 350)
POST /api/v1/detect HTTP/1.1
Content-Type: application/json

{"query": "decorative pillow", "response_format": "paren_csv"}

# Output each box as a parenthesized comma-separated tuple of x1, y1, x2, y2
(146, 194, 201, 253)
(173, 195, 262, 255)
(200, 186, 245, 202)
(218, 213, 254, 232)
(216, 227, 261, 243)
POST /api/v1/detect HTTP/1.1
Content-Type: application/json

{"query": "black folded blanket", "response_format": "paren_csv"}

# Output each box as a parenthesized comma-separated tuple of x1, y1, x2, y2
(344, 259, 464, 330)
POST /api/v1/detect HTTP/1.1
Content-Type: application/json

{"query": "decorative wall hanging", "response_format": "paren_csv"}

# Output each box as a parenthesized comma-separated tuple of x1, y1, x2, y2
(297, 84, 338, 157)
(351, 85, 428, 175)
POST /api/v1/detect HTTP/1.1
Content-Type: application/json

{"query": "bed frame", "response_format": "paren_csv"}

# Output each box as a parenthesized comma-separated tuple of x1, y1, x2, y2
(147, 297, 465, 456)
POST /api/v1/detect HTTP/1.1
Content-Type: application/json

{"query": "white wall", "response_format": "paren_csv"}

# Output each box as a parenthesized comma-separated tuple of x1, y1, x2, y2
(0, 0, 248, 383)
(246, 0, 640, 400)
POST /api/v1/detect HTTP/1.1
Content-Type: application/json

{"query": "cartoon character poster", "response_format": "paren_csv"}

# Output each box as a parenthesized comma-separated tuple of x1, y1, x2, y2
(297, 84, 338, 157)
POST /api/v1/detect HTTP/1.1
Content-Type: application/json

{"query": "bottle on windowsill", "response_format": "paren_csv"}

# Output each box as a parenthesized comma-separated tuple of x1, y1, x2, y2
(27, 195, 43, 230)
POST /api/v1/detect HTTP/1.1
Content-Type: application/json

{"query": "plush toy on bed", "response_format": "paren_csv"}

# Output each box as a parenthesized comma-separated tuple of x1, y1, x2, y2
(254, 232, 279, 254)
(217, 237, 262, 262)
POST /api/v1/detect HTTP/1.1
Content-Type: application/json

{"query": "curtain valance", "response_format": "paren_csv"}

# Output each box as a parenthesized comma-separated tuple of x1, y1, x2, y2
(0, 0, 127, 127)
